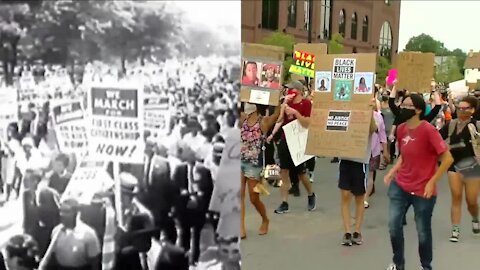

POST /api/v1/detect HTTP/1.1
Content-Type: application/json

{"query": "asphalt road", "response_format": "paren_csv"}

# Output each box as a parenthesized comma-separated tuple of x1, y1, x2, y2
(241, 158, 479, 270)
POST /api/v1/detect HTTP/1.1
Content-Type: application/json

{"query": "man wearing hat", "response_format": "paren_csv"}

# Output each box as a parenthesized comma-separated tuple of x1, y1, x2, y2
(273, 80, 317, 215)
(260, 64, 280, 89)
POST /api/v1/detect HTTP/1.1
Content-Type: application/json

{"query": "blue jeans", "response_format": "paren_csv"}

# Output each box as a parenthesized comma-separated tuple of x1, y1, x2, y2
(388, 181, 436, 270)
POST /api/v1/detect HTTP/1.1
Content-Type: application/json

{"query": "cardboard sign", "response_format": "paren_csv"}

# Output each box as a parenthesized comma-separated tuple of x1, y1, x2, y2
(306, 53, 376, 160)
(88, 86, 145, 163)
(62, 159, 113, 204)
(282, 120, 313, 166)
(289, 51, 315, 78)
(396, 52, 434, 93)
(240, 43, 284, 106)
(51, 100, 88, 157)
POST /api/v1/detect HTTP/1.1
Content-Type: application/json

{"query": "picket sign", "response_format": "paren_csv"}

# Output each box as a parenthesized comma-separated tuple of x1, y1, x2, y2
(283, 120, 313, 166)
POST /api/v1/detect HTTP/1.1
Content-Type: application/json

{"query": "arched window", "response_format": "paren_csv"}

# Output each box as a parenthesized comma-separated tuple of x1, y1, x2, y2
(379, 21, 393, 60)
(362, 16, 369, 42)
(350, 13, 357, 39)
(339, 9, 345, 37)
(319, 0, 331, 39)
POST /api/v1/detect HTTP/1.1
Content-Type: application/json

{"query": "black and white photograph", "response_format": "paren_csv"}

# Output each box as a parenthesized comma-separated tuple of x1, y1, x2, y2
(0, 1, 241, 270)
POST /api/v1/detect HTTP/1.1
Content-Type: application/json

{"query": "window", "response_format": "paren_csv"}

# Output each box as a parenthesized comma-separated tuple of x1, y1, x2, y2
(379, 21, 393, 60)
(350, 13, 357, 40)
(303, 0, 310, 31)
(319, 0, 331, 39)
(262, 0, 279, 30)
(338, 9, 346, 37)
(287, 0, 297, 28)
(385, 0, 391, 5)
(362, 16, 369, 42)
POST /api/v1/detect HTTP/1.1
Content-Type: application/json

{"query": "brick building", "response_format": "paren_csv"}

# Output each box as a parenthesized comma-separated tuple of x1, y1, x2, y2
(242, 0, 401, 60)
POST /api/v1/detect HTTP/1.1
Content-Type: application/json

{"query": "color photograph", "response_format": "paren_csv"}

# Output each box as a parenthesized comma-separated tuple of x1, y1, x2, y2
(353, 72, 375, 94)
(333, 80, 353, 101)
(241, 60, 261, 86)
(315, 71, 332, 92)
(260, 63, 282, 89)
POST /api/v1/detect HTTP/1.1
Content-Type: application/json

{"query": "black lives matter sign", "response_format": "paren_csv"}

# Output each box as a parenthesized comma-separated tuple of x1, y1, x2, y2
(91, 88, 138, 118)
(332, 58, 356, 80)
(326, 110, 351, 131)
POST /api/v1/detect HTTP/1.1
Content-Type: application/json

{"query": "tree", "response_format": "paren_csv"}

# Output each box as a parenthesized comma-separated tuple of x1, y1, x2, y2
(376, 56, 391, 84)
(328, 33, 344, 54)
(261, 31, 295, 82)
(435, 56, 463, 83)
(405, 34, 444, 54)
(448, 48, 467, 74)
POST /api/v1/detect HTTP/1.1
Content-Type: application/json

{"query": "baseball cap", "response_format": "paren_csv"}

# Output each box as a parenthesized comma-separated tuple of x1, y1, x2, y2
(284, 80, 304, 91)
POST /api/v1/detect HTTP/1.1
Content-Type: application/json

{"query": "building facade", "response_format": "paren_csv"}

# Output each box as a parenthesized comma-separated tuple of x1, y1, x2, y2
(242, 0, 400, 60)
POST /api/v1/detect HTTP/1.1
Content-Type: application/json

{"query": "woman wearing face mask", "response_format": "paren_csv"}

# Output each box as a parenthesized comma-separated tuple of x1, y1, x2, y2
(439, 96, 480, 242)
(240, 102, 281, 239)
(383, 94, 453, 270)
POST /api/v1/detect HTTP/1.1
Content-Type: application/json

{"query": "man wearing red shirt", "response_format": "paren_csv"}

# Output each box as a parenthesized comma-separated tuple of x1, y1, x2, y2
(273, 80, 316, 214)
(384, 94, 453, 270)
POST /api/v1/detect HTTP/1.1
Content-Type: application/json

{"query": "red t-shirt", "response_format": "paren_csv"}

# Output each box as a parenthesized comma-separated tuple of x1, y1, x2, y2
(395, 121, 448, 196)
(281, 99, 312, 139)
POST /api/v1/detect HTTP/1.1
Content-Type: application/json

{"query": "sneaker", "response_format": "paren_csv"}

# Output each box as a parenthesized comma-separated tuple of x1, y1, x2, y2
(449, 230, 460, 242)
(352, 232, 363, 245)
(364, 201, 370, 209)
(307, 193, 316, 211)
(274, 202, 289, 214)
(386, 263, 404, 270)
(472, 220, 480, 235)
(341, 233, 352, 246)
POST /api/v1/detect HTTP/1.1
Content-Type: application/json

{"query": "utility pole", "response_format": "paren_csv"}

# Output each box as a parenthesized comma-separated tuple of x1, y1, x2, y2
(306, 0, 313, 91)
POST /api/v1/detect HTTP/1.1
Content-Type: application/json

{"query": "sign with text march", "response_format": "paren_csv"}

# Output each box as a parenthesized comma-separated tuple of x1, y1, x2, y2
(283, 120, 313, 166)
(88, 85, 145, 163)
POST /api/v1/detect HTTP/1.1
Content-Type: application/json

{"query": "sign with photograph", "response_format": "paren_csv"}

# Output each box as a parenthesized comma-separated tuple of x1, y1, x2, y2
(396, 52, 434, 93)
(240, 43, 285, 106)
(282, 120, 313, 166)
(62, 159, 113, 204)
(289, 51, 315, 78)
(306, 53, 376, 160)
(51, 100, 88, 157)
(315, 71, 332, 92)
(88, 86, 145, 163)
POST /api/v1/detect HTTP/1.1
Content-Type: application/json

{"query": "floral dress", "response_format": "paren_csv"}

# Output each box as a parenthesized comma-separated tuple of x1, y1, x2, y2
(240, 116, 264, 167)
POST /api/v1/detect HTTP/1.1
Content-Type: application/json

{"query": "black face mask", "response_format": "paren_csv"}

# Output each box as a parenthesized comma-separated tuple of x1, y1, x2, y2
(381, 96, 389, 102)
(399, 108, 417, 121)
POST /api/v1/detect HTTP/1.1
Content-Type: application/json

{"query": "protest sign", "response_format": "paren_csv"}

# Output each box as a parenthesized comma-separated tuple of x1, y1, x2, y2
(290, 43, 327, 85)
(88, 85, 145, 163)
(144, 96, 171, 138)
(0, 88, 18, 141)
(306, 53, 376, 160)
(396, 52, 434, 93)
(62, 159, 113, 204)
(240, 43, 284, 106)
(289, 51, 315, 78)
(282, 120, 313, 166)
(51, 100, 88, 157)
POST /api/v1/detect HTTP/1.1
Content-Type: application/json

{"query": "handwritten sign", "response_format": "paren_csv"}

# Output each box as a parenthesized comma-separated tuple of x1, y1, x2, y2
(283, 120, 313, 166)
(396, 52, 434, 93)
(289, 50, 315, 78)
(88, 86, 145, 163)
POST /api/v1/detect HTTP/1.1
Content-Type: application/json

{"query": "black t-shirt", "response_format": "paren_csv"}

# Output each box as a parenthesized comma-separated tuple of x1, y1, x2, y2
(439, 120, 477, 163)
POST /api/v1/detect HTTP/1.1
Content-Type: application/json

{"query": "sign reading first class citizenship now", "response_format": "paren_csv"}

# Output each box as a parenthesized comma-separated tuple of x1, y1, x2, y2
(332, 58, 356, 80)
(88, 86, 144, 163)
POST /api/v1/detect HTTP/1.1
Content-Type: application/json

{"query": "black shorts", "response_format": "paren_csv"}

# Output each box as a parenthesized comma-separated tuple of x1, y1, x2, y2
(338, 159, 368, 196)
(276, 138, 307, 175)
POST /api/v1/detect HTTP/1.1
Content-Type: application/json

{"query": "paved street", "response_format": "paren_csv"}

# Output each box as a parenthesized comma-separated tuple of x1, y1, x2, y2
(242, 158, 479, 270)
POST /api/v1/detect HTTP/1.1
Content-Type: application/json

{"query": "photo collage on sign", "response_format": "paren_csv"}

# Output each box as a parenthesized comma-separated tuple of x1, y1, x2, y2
(314, 58, 375, 100)
(241, 59, 282, 90)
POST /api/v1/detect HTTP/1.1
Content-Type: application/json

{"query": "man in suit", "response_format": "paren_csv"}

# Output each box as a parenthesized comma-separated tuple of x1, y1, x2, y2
(172, 140, 213, 265)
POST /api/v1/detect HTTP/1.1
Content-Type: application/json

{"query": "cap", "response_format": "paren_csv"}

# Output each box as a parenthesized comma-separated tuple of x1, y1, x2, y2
(285, 80, 304, 91)
(120, 172, 139, 194)
(263, 63, 277, 70)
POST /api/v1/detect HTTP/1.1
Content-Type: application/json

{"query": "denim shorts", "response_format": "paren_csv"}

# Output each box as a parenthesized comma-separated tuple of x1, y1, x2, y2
(241, 161, 263, 180)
